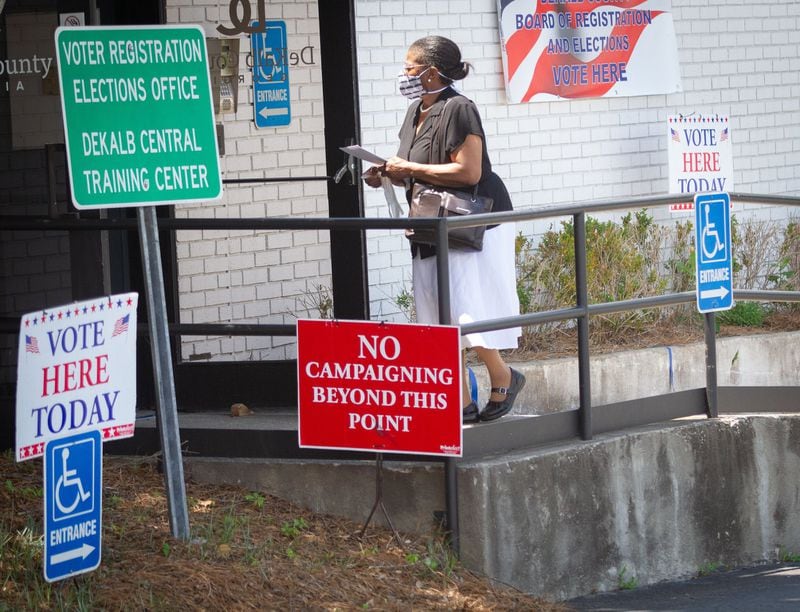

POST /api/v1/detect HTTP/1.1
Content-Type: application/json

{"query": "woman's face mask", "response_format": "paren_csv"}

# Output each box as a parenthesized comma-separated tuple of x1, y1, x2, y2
(397, 66, 430, 100)
(397, 66, 450, 101)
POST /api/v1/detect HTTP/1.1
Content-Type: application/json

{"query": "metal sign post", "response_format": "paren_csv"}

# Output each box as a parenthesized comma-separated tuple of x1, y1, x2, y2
(694, 192, 731, 419)
(138, 206, 190, 539)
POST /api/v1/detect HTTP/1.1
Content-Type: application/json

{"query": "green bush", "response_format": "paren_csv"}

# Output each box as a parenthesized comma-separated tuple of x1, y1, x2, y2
(665, 220, 695, 293)
(516, 210, 668, 345)
(774, 221, 800, 292)
(731, 215, 787, 290)
(716, 302, 766, 327)
(512, 213, 798, 352)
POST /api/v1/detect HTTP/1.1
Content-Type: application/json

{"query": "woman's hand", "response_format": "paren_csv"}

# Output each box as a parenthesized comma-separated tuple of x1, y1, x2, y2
(383, 156, 417, 181)
(380, 135, 484, 187)
(362, 165, 383, 188)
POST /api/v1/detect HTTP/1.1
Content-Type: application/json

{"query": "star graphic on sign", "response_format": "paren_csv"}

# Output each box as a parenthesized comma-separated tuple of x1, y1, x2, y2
(32, 318, 37, 326)
(117, 299, 123, 308)
(75, 308, 80, 316)
(91, 304, 96, 312)
(99, 303, 105, 311)
(83, 306, 88, 314)
(24, 319, 29, 327)
(65, 310, 71, 318)
(37, 443, 44, 454)
(41, 314, 47, 323)
(21, 446, 28, 458)
(57, 311, 63, 319)
(49, 313, 55, 321)
(126, 297, 133, 306)
(108, 300, 113, 309)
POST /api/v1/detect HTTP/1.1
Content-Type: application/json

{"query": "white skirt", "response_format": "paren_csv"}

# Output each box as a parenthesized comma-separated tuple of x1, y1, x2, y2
(412, 222, 522, 350)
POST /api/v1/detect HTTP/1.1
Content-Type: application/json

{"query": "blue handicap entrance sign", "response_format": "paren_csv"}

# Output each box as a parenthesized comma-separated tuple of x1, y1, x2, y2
(44, 430, 102, 582)
(251, 21, 291, 128)
(695, 192, 733, 313)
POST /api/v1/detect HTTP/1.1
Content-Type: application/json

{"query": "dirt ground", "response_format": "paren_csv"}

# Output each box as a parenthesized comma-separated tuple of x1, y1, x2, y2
(1, 452, 564, 611)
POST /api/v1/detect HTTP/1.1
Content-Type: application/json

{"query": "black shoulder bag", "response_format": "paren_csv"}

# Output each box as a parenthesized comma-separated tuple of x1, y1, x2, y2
(406, 100, 494, 251)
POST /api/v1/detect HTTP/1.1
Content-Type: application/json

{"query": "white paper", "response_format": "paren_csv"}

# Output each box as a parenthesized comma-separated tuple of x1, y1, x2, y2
(340, 145, 387, 166)
(381, 176, 404, 218)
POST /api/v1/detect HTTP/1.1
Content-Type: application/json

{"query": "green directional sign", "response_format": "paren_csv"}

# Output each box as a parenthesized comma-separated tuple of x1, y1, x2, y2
(55, 25, 222, 209)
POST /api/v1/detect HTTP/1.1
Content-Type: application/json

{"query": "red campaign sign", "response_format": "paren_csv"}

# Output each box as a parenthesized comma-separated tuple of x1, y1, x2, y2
(297, 319, 462, 457)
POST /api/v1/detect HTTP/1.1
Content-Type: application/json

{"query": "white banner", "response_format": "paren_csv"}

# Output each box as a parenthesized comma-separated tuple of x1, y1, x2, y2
(497, 0, 681, 103)
(668, 115, 733, 212)
(16, 293, 139, 462)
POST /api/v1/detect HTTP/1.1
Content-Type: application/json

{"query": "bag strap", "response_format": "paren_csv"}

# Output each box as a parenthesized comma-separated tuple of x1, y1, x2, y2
(425, 97, 452, 166)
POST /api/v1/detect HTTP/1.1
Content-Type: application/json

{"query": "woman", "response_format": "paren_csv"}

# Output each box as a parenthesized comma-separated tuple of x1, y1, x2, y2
(364, 36, 524, 423)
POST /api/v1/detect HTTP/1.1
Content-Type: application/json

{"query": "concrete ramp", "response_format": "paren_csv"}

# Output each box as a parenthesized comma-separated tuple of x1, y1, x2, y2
(458, 414, 800, 601)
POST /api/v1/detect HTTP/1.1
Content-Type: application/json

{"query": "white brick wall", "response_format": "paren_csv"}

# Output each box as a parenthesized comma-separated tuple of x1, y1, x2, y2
(356, 0, 800, 320)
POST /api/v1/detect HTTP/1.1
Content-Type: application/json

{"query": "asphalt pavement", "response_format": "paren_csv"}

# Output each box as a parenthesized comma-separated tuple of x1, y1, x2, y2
(567, 562, 800, 611)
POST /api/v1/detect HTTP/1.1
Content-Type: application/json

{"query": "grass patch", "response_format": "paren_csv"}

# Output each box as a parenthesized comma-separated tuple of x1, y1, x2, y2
(617, 565, 638, 590)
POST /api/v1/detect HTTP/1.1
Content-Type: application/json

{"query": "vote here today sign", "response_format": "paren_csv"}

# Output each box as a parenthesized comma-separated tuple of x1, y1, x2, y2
(16, 293, 139, 462)
(297, 319, 463, 457)
(55, 25, 222, 208)
(668, 115, 733, 212)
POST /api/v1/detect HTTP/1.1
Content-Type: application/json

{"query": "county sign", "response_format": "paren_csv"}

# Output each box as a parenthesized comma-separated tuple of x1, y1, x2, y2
(297, 319, 463, 457)
(55, 25, 222, 208)
(16, 293, 139, 461)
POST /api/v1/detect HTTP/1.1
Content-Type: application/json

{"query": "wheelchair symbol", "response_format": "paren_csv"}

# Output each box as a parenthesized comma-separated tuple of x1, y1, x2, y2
(701, 203, 726, 262)
(254, 25, 287, 84)
(55, 447, 91, 516)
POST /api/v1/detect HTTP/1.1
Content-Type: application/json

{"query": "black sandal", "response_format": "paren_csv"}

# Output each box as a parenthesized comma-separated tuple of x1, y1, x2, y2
(480, 368, 526, 422)
(462, 401, 479, 423)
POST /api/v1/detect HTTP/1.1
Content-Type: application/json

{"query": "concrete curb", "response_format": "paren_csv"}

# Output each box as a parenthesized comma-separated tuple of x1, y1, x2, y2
(470, 330, 800, 414)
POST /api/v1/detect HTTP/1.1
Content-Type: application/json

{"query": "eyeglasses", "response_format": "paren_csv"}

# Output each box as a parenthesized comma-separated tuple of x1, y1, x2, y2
(402, 63, 428, 73)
